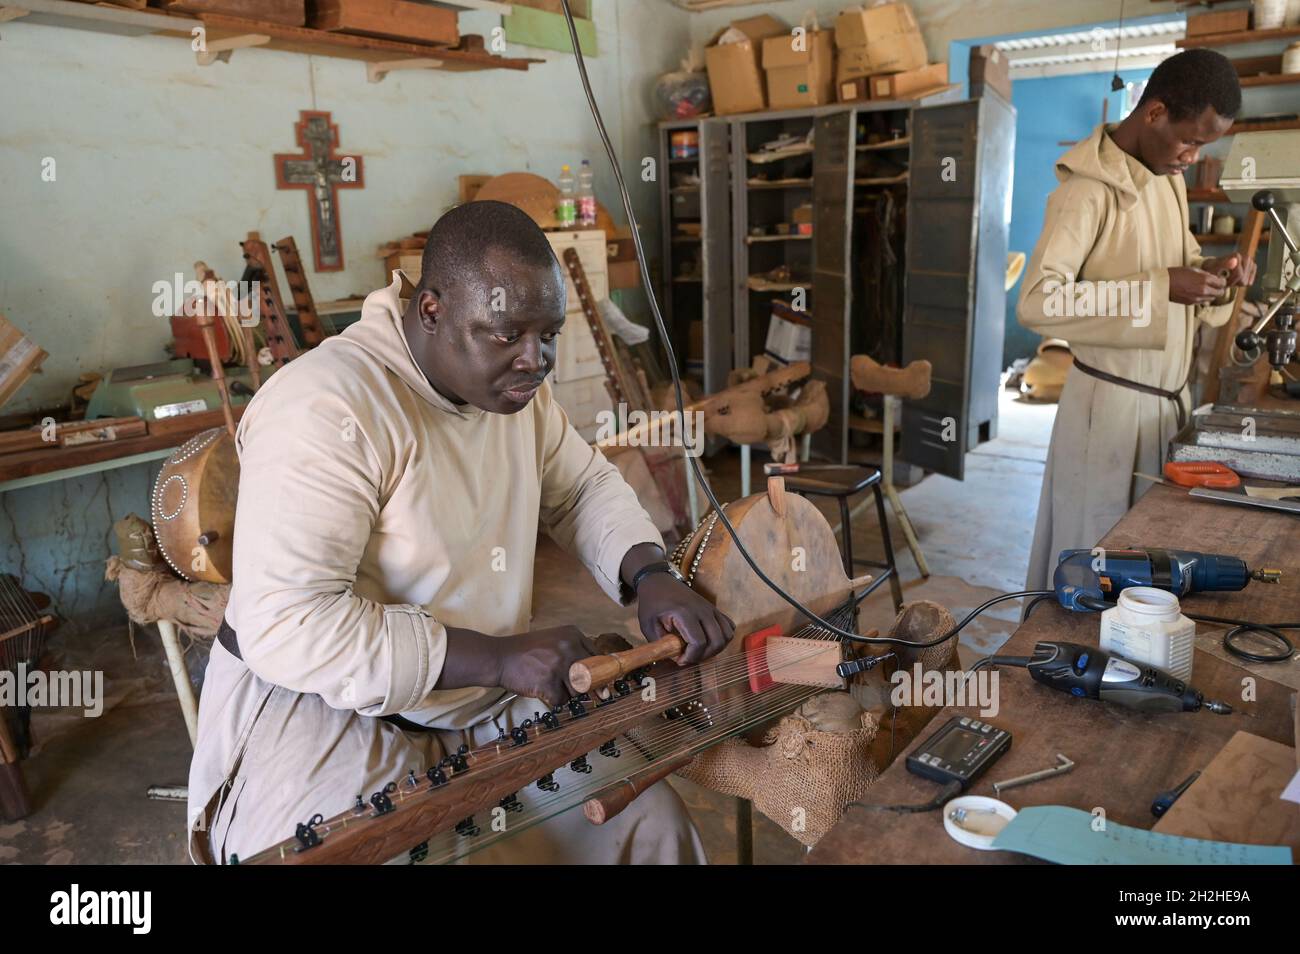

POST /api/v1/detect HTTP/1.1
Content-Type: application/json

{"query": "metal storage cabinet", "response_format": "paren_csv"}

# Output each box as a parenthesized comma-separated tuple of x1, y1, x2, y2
(901, 94, 1016, 479)
(658, 118, 732, 395)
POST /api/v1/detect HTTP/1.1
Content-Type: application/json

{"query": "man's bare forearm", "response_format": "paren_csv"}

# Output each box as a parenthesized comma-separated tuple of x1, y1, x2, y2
(436, 627, 505, 690)
(619, 542, 667, 590)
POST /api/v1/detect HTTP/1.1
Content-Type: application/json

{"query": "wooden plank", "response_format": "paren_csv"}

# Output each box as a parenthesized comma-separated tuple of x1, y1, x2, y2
(176, 13, 539, 71)
(808, 483, 1300, 864)
(0, 407, 243, 483)
(160, 0, 304, 26)
(310, 0, 458, 46)
(1239, 72, 1300, 88)
(1179, 24, 1300, 49)
(1155, 732, 1300, 851)
(1229, 118, 1300, 134)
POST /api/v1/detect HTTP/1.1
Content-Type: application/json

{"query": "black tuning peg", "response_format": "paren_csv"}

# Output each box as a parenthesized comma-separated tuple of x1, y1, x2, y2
(613, 679, 632, 696)
(1253, 190, 1275, 212)
(370, 782, 397, 815)
(293, 813, 325, 852)
(539, 710, 560, 730)
(409, 842, 429, 864)
(536, 773, 559, 793)
(511, 726, 530, 746)
(599, 739, 621, 758)
(426, 765, 448, 788)
(499, 792, 523, 814)
(569, 755, 592, 774)
(405, 770, 419, 789)
(455, 816, 480, 837)
(568, 698, 587, 719)
(353, 794, 367, 814)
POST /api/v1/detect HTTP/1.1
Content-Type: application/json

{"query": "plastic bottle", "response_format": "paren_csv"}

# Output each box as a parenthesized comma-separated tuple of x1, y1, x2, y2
(557, 164, 577, 228)
(1099, 587, 1196, 682)
(577, 159, 597, 227)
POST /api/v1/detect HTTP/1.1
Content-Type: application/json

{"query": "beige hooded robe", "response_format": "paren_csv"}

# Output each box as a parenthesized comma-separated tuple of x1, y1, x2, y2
(186, 271, 705, 864)
(1018, 124, 1232, 589)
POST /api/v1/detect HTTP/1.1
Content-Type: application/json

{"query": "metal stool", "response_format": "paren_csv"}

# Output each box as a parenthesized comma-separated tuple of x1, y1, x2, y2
(774, 464, 904, 612)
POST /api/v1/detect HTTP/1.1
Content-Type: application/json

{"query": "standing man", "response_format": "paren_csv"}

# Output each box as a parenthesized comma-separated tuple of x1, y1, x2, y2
(1018, 50, 1255, 589)
(188, 200, 733, 864)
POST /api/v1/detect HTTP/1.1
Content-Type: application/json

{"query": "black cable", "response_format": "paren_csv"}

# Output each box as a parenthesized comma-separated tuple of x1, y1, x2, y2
(1185, 611, 1298, 664)
(847, 779, 962, 815)
(968, 653, 1034, 674)
(1020, 592, 1054, 622)
(562, 0, 1000, 648)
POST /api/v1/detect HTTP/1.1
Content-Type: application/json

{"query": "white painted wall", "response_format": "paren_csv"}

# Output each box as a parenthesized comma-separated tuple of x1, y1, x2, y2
(0, 2, 691, 413)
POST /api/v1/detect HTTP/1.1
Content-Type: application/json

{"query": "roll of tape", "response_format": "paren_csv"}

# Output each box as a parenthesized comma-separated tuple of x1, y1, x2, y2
(943, 796, 1017, 851)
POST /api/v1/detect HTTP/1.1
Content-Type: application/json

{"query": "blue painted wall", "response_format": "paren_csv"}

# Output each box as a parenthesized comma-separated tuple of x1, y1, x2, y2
(1003, 71, 1151, 365)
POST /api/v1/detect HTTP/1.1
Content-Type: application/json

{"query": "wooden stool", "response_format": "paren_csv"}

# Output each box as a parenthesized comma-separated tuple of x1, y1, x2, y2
(777, 464, 904, 613)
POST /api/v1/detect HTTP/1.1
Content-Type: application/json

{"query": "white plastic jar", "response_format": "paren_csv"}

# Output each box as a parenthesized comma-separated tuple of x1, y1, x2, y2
(1099, 587, 1196, 682)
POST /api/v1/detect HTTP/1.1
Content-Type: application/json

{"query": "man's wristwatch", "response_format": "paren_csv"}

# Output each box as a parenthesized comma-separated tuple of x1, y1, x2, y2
(630, 560, 685, 593)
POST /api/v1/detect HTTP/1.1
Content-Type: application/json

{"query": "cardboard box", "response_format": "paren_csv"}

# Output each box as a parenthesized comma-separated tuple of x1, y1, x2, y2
(1186, 9, 1250, 37)
(0, 314, 47, 411)
(762, 29, 835, 109)
(870, 61, 948, 100)
(834, 2, 928, 76)
(837, 75, 871, 103)
(310, 0, 459, 46)
(969, 44, 1011, 100)
(705, 14, 789, 116)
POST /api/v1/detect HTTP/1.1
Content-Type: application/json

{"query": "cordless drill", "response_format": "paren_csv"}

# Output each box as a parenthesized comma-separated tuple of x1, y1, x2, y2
(1053, 547, 1281, 612)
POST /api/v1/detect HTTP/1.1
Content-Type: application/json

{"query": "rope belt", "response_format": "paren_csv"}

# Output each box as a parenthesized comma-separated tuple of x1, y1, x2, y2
(1071, 356, 1191, 431)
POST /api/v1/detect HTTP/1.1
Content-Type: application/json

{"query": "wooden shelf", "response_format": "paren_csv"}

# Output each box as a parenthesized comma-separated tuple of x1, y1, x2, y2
(746, 233, 811, 244)
(747, 145, 814, 164)
(857, 136, 911, 152)
(747, 277, 809, 293)
(1179, 25, 1300, 49)
(1238, 72, 1300, 88)
(1229, 117, 1300, 134)
(855, 173, 909, 186)
(747, 179, 812, 190)
(1188, 187, 1230, 202)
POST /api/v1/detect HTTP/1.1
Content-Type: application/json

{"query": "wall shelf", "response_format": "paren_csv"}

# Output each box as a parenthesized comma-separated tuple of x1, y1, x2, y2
(1178, 25, 1300, 49)
(1229, 117, 1300, 134)
(1238, 72, 1300, 88)
(1, 0, 539, 73)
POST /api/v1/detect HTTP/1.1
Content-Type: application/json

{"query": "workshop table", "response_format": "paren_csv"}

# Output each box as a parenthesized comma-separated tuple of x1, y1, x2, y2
(809, 483, 1299, 864)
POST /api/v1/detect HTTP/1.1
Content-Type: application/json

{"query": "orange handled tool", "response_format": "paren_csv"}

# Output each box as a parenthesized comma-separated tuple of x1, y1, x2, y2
(1163, 461, 1240, 489)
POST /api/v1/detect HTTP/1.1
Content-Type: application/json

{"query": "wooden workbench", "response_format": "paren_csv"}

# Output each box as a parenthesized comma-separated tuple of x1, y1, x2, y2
(808, 483, 1299, 864)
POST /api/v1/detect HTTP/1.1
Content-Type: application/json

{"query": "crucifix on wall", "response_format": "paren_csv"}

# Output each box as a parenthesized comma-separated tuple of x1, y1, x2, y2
(274, 110, 364, 272)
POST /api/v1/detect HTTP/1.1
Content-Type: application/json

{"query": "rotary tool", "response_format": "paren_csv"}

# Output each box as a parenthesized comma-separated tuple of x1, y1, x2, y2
(971, 641, 1237, 715)
(1053, 547, 1280, 612)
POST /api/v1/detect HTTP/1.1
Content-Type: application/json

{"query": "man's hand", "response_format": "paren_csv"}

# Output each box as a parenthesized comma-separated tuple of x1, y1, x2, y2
(1169, 266, 1227, 305)
(636, 571, 736, 665)
(495, 626, 592, 709)
(440, 625, 591, 709)
(1200, 253, 1257, 290)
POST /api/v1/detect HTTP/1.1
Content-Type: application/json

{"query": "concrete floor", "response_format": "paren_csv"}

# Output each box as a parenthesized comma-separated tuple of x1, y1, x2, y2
(0, 389, 1054, 865)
